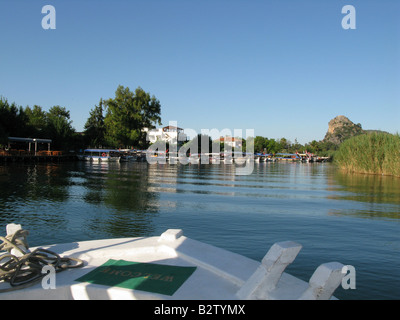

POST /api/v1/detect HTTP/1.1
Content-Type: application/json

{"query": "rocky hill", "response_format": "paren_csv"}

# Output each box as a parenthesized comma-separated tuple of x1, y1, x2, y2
(323, 115, 364, 145)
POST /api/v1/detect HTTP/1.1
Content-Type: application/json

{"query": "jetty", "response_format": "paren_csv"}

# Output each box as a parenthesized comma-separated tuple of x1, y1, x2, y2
(0, 137, 76, 162)
(0, 150, 76, 163)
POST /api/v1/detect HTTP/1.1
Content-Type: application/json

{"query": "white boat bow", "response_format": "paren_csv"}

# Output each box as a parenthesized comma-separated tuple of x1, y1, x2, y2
(0, 224, 345, 300)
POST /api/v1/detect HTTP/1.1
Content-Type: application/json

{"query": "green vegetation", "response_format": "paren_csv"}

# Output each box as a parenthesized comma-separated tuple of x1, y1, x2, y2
(334, 132, 400, 177)
(103, 86, 161, 149)
(0, 85, 161, 151)
(0, 98, 79, 150)
(252, 136, 337, 156)
(1, 90, 399, 179)
(0, 91, 347, 156)
(84, 99, 106, 148)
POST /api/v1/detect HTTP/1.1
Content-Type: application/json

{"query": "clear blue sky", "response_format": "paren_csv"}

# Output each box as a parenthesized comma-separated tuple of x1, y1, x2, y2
(0, 0, 399, 144)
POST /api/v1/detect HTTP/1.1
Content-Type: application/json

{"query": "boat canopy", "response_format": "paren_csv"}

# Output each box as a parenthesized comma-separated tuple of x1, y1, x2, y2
(275, 153, 300, 158)
(84, 149, 120, 153)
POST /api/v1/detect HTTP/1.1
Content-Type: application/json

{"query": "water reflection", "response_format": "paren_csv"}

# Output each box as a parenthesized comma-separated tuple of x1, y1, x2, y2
(0, 163, 76, 240)
(328, 170, 400, 220)
(332, 171, 400, 205)
(78, 161, 160, 238)
(1, 161, 399, 299)
(0, 163, 70, 203)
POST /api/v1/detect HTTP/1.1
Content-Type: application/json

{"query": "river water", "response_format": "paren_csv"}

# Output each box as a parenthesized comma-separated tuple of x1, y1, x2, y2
(0, 160, 399, 299)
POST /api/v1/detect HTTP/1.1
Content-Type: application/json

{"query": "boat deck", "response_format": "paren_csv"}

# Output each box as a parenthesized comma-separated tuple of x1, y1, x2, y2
(0, 228, 344, 300)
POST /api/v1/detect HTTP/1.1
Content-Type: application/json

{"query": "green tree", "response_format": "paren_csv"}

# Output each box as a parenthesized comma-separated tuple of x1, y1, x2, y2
(46, 106, 75, 150)
(84, 99, 106, 148)
(266, 138, 278, 154)
(307, 140, 321, 153)
(290, 138, 304, 153)
(0, 98, 14, 144)
(25, 105, 48, 137)
(0, 98, 30, 144)
(254, 136, 266, 153)
(278, 137, 290, 152)
(104, 85, 162, 148)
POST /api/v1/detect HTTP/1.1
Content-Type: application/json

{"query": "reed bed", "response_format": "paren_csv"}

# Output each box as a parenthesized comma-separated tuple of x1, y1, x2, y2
(334, 132, 400, 177)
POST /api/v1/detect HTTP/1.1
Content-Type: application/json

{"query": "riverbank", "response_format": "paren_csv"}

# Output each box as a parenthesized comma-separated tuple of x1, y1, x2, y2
(0, 150, 76, 163)
(334, 132, 400, 177)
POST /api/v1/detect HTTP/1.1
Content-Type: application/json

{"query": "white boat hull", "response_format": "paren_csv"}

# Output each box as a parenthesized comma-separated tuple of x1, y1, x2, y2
(0, 227, 345, 300)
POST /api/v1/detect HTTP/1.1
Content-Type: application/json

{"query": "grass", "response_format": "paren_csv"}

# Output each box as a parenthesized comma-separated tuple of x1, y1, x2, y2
(334, 132, 400, 177)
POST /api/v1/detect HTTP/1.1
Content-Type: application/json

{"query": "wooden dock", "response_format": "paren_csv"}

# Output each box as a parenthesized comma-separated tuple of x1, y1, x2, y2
(0, 150, 77, 163)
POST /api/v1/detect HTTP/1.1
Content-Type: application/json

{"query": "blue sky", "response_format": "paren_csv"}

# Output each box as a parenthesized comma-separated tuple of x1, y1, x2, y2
(0, 0, 399, 144)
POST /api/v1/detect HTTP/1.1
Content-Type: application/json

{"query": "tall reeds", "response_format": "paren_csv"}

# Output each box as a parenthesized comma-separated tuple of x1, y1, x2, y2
(334, 132, 400, 177)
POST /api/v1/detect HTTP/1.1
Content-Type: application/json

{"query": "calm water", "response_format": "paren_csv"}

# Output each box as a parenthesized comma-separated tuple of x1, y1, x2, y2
(0, 160, 399, 300)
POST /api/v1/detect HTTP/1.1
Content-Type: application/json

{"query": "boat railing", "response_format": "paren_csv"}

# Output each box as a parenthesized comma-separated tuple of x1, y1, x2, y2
(235, 240, 344, 300)
(159, 229, 345, 300)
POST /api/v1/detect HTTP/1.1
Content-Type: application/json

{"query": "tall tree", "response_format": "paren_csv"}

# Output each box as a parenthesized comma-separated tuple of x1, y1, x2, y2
(84, 99, 106, 148)
(254, 136, 266, 153)
(0, 98, 30, 144)
(266, 138, 279, 154)
(104, 85, 162, 148)
(278, 137, 289, 152)
(25, 105, 48, 137)
(46, 105, 75, 150)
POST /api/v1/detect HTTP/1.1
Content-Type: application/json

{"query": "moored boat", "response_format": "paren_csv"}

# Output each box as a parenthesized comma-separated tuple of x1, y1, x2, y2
(77, 149, 121, 162)
(233, 152, 253, 165)
(146, 150, 167, 164)
(222, 155, 233, 164)
(254, 153, 273, 163)
(275, 153, 301, 162)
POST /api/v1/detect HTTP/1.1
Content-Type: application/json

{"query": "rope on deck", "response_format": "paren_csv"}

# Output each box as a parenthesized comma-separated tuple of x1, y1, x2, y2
(0, 228, 84, 293)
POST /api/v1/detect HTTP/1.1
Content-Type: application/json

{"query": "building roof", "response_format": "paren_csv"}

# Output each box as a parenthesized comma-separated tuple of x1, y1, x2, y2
(162, 125, 183, 131)
(218, 136, 242, 142)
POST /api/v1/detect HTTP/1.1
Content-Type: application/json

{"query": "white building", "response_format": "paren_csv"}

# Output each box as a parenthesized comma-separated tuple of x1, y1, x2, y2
(144, 126, 187, 145)
(215, 136, 243, 150)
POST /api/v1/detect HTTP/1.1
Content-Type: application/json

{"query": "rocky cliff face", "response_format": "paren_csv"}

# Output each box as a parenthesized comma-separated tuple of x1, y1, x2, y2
(323, 115, 364, 145)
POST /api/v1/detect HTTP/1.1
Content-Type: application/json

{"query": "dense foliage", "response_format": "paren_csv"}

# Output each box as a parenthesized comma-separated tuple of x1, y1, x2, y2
(0, 98, 79, 150)
(251, 136, 338, 157)
(0, 85, 162, 151)
(334, 132, 400, 177)
(103, 86, 161, 149)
